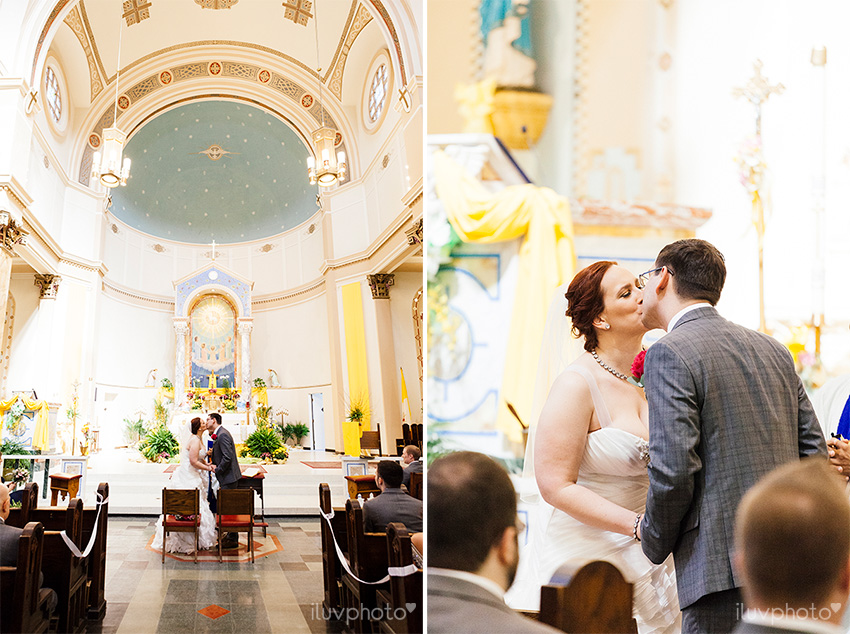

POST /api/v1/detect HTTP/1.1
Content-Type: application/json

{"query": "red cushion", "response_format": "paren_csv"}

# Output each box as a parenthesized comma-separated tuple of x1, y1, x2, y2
(164, 515, 197, 527)
(218, 514, 252, 527)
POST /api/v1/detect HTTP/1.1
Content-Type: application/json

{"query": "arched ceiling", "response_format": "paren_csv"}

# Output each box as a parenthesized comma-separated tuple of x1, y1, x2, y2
(110, 100, 318, 243)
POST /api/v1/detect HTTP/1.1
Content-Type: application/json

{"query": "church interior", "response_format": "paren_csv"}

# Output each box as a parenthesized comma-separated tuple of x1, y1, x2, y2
(0, 0, 422, 632)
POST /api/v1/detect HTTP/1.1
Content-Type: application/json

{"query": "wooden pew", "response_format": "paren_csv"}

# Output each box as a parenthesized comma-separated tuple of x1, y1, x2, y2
(341, 498, 389, 634)
(408, 472, 422, 501)
(82, 483, 109, 619)
(29, 498, 89, 634)
(376, 522, 422, 634)
(30, 481, 109, 620)
(4, 481, 38, 528)
(319, 483, 347, 614)
(0, 522, 51, 634)
(538, 560, 637, 634)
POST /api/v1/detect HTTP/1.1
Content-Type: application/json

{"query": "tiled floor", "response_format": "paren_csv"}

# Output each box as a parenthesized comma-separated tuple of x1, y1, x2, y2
(88, 516, 346, 634)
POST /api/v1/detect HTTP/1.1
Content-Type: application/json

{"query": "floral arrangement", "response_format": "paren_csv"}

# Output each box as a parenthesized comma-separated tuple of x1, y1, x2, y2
(139, 424, 179, 462)
(160, 378, 173, 390)
(12, 467, 30, 484)
(5, 399, 26, 436)
(253, 377, 266, 388)
(628, 350, 646, 388)
(222, 398, 237, 411)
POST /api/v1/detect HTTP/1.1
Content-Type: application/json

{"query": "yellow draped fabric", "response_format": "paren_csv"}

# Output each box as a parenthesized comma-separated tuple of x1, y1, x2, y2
(341, 282, 370, 457)
(433, 150, 576, 442)
(251, 386, 268, 406)
(0, 395, 50, 451)
(156, 387, 175, 403)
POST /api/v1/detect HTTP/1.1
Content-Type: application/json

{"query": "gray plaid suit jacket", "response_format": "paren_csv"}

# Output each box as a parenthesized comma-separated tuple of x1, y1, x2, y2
(639, 306, 826, 609)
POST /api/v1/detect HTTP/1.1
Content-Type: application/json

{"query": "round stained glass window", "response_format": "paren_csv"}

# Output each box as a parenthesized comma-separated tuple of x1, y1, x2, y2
(45, 66, 62, 124)
(368, 64, 388, 123)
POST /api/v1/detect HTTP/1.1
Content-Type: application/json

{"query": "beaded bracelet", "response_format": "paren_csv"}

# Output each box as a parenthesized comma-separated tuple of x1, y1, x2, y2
(633, 513, 642, 542)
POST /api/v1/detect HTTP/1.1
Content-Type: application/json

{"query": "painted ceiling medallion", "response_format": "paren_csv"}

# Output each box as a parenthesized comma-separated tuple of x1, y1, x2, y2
(194, 144, 239, 161)
(258, 69, 271, 84)
(89, 133, 101, 149)
(282, 0, 312, 26)
(194, 0, 239, 9)
(300, 94, 313, 108)
(159, 71, 173, 85)
(118, 95, 130, 110)
(123, 0, 152, 26)
(334, 132, 342, 146)
(208, 61, 222, 76)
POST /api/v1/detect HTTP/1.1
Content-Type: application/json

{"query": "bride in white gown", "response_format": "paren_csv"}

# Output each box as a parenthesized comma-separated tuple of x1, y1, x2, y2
(507, 262, 680, 634)
(154, 417, 219, 553)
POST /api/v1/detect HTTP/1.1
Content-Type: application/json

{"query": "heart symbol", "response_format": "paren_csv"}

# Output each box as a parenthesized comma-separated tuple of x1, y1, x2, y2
(832, 603, 842, 613)
(405, 603, 416, 612)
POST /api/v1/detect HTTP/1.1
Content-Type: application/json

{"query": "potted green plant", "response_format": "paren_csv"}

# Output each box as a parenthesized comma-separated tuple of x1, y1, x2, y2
(290, 422, 311, 448)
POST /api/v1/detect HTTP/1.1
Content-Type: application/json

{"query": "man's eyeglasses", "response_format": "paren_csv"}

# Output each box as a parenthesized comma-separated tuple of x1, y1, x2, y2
(637, 266, 673, 289)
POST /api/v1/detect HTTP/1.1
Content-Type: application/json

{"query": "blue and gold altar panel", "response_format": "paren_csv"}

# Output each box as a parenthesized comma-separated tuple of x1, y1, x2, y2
(189, 295, 237, 388)
(175, 267, 251, 318)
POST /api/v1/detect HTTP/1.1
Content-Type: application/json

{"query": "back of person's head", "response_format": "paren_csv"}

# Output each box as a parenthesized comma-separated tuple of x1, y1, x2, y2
(191, 417, 202, 434)
(736, 458, 850, 609)
(377, 460, 404, 488)
(209, 412, 222, 426)
(656, 238, 725, 305)
(428, 451, 516, 572)
(565, 260, 616, 352)
(404, 445, 421, 461)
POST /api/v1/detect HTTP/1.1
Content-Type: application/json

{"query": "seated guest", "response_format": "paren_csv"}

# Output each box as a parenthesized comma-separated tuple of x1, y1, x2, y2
(0, 484, 57, 612)
(733, 457, 850, 634)
(401, 444, 423, 489)
(428, 451, 560, 634)
(363, 461, 423, 533)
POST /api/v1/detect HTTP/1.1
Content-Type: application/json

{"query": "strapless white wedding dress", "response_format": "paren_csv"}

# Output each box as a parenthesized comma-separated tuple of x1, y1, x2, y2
(507, 366, 680, 634)
(154, 446, 218, 554)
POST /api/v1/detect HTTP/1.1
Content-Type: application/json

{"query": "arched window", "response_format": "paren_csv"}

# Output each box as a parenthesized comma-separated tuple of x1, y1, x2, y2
(362, 50, 393, 133)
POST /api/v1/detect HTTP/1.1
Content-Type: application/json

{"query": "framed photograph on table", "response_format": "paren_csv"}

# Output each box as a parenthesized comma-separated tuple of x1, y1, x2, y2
(59, 458, 88, 494)
(342, 456, 369, 477)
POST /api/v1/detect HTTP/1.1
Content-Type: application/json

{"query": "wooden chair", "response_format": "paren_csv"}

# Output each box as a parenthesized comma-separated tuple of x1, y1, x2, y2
(33, 498, 88, 634)
(408, 472, 423, 501)
(162, 488, 201, 564)
(376, 522, 422, 634)
(217, 488, 255, 563)
(83, 482, 109, 619)
(360, 425, 382, 457)
(402, 423, 412, 446)
(341, 498, 389, 634)
(0, 521, 51, 634)
(538, 560, 637, 634)
(319, 483, 348, 613)
(5, 481, 38, 528)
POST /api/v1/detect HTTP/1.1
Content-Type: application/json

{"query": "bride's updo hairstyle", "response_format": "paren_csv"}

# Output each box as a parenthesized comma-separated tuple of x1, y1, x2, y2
(191, 417, 202, 435)
(565, 260, 616, 352)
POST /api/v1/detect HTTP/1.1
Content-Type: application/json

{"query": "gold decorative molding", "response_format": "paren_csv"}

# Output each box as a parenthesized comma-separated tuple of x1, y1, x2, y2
(326, 3, 373, 99)
(252, 279, 326, 309)
(102, 279, 175, 310)
(122, 0, 153, 26)
(282, 0, 312, 26)
(367, 273, 394, 299)
(63, 5, 105, 101)
(34, 273, 61, 299)
(323, 1, 358, 83)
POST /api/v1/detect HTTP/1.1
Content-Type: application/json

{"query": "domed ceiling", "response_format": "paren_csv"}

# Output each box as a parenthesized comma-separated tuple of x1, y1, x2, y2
(110, 100, 319, 243)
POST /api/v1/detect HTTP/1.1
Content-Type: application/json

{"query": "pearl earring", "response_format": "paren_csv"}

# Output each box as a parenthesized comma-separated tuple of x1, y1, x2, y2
(604, 324, 611, 330)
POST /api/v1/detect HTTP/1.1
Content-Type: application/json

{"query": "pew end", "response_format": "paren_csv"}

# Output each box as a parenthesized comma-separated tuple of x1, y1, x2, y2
(0, 521, 51, 634)
(538, 560, 637, 634)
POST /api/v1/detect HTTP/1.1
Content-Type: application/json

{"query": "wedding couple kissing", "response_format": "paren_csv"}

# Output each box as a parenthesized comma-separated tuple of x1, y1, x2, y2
(507, 239, 826, 634)
(155, 412, 244, 554)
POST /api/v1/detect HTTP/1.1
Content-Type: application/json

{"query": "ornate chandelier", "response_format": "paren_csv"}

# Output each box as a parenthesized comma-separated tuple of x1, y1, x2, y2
(91, 17, 131, 188)
(306, 3, 346, 187)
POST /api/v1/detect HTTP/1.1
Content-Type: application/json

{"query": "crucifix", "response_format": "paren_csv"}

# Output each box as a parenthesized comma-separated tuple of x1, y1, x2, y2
(209, 239, 217, 261)
(732, 60, 784, 334)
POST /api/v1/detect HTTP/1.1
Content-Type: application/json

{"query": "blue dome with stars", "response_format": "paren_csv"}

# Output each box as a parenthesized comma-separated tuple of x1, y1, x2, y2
(110, 100, 319, 244)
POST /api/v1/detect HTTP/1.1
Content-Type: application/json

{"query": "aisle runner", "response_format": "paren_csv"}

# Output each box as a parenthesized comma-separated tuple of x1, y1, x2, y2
(145, 533, 283, 563)
(300, 461, 342, 469)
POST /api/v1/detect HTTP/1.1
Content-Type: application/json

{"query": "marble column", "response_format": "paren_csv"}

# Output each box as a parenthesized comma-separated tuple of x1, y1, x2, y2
(238, 321, 253, 400)
(174, 320, 189, 405)
(365, 274, 399, 453)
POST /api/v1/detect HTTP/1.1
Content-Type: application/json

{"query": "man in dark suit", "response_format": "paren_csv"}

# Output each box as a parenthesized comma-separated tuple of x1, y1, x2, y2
(637, 239, 827, 634)
(401, 444, 423, 489)
(428, 452, 560, 634)
(733, 458, 850, 634)
(206, 412, 242, 548)
(363, 461, 422, 533)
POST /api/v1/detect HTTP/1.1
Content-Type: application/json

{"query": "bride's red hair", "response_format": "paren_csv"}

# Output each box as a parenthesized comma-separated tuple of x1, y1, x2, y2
(565, 261, 616, 352)
(191, 417, 202, 435)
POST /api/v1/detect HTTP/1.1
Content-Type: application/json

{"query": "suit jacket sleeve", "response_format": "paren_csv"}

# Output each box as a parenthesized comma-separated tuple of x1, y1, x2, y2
(215, 430, 236, 477)
(795, 374, 828, 457)
(640, 341, 702, 565)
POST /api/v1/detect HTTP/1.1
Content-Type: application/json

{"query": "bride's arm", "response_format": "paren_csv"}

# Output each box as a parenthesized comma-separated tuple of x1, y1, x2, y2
(188, 437, 214, 472)
(535, 371, 640, 538)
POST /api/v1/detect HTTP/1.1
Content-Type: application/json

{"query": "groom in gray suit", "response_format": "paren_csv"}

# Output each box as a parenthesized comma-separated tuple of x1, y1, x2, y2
(637, 239, 826, 634)
(207, 412, 242, 548)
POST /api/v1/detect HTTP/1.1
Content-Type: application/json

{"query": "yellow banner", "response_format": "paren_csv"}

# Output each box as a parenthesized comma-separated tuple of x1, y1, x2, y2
(341, 282, 369, 456)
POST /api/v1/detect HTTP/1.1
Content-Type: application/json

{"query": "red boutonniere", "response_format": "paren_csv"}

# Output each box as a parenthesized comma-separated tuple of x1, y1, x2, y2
(628, 350, 646, 388)
(211, 433, 218, 440)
